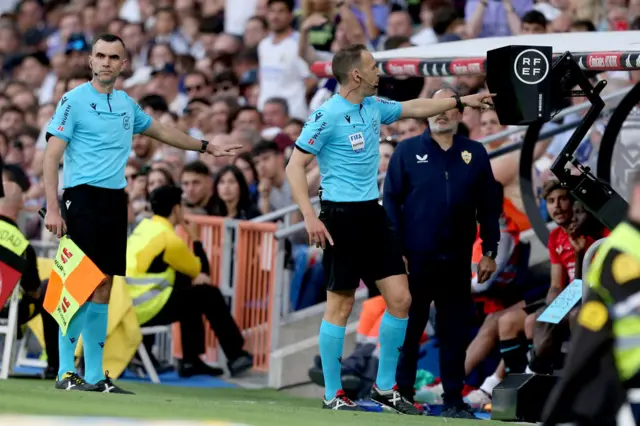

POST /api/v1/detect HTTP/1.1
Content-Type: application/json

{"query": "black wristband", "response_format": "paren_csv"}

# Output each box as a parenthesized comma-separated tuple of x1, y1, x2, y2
(200, 139, 209, 153)
(453, 94, 465, 113)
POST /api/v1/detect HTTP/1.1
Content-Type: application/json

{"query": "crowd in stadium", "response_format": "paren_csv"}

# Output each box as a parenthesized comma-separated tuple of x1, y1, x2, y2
(0, 0, 639, 417)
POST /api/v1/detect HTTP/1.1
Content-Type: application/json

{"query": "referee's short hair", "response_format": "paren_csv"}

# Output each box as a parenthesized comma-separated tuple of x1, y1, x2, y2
(92, 33, 126, 50)
(332, 44, 368, 85)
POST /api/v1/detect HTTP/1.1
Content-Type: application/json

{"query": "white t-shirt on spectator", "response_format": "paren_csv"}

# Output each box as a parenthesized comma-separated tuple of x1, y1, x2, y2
(258, 32, 311, 121)
(169, 93, 189, 117)
(119, 0, 141, 22)
(410, 28, 439, 46)
(224, 0, 258, 36)
(532, 3, 561, 22)
(38, 73, 57, 105)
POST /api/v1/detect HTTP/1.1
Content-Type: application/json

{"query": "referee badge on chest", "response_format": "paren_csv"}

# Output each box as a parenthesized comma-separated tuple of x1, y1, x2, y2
(349, 132, 365, 153)
(461, 150, 472, 164)
(122, 114, 131, 130)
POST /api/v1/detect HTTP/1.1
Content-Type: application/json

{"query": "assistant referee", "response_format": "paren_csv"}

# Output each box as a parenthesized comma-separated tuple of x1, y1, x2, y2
(43, 34, 240, 394)
(286, 43, 494, 413)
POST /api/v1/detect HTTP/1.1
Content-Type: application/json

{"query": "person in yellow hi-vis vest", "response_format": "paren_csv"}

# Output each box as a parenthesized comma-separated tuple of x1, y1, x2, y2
(0, 181, 59, 379)
(542, 170, 640, 426)
(126, 185, 253, 377)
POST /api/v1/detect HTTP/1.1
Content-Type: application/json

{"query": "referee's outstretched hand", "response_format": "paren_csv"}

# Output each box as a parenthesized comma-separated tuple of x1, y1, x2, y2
(44, 209, 67, 238)
(304, 215, 333, 249)
(461, 92, 496, 109)
(205, 140, 244, 157)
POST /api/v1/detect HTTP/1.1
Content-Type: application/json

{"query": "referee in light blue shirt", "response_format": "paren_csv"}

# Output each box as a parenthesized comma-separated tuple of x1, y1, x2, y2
(285, 43, 494, 413)
(43, 34, 240, 394)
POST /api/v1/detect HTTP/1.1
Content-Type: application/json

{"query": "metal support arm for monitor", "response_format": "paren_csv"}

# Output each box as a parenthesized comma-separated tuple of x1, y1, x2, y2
(549, 52, 629, 230)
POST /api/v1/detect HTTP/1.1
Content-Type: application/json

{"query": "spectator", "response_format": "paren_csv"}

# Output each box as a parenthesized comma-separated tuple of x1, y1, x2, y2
(262, 97, 290, 129)
(520, 10, 548, 33)
(258, 0, 315, 121)
(209, 164, 261, 219)
(181, 97, 210, 140)
(147, 63, 189, 116)
(183, 70, 212, 100)
(233, 151, 260, 201)
(466, 0, 532, 38)
(396, 118, 427, 141)
(433, 6, 467, 41)
(230, 128, 261, 154)
(283, 117, 304, 142)
(0, 105, 25, 139)
(244, 16, 269, 48)
(481, 108, 536, 232)
(151, 7, 190, 55)
(147, 167, 175, 195)
(121, 22, 148, 70)
(233, 106, 264, 133)
(180, 160, 215, 215)
(252, 140, 295, 215)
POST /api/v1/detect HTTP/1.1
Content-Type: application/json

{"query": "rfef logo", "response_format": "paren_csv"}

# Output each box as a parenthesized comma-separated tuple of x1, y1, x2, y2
(513, 49, 549, 85)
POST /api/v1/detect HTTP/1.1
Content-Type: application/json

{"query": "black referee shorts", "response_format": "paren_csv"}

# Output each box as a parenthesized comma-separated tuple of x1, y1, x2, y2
(62, 184, 128, 277)
(319, 199, 406, 292)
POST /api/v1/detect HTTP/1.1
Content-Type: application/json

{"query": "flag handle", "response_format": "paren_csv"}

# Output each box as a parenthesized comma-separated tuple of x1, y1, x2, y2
(38, 208, 67, 237)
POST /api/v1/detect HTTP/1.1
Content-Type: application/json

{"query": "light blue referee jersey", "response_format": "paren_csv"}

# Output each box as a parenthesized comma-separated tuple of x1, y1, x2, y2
(295, 94, 402, 202)
(46, 82, 153, 190)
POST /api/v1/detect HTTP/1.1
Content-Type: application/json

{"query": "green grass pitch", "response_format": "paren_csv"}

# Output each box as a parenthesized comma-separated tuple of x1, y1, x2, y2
(0, 379, 504, 425)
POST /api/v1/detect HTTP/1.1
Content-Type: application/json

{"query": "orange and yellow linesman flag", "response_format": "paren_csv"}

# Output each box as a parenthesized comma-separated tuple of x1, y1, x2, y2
(43, 235, 105, 335)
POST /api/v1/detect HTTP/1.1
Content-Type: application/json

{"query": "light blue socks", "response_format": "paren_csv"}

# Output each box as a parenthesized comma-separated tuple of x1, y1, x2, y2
(83, 302, 109, 384)
(376, 311, 408, 391)
(57, 303, 89, 380)
(319, 320, 346, 400)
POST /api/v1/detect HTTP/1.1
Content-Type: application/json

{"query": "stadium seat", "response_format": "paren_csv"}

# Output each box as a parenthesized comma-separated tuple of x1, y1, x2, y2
(135, 325, 174, 384)
(0, 285, 21, 379)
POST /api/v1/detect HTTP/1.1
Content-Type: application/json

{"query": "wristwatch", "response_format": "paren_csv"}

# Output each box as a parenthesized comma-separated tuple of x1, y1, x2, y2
(452, 94, 465, 113)
(484, 250, 496, 260)
(200, 139, 209, 153)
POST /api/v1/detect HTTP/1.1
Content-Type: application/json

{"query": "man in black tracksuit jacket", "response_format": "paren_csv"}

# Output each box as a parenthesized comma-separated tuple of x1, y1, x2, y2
(383, 88, 501, 418)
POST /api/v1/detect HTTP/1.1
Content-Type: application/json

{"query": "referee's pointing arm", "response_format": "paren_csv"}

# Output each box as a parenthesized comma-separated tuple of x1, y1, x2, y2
(43, 36, 241, 238)
(286, 44, 495, 249)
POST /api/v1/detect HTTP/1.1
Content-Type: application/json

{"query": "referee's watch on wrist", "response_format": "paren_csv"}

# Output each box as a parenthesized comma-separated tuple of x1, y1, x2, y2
(452, 94, 465, 113)
(484, 250, 496, 260)
(199, 139, 209, 153)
